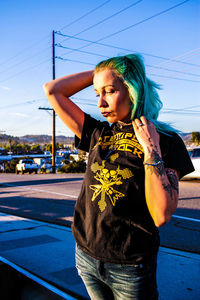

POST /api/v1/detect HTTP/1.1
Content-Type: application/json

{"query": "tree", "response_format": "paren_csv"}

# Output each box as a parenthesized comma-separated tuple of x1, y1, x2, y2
(30, 144, 42, 153)
(78, 150, 86, 161)
(191, 132, 200, 145)
(42, 143, 52, 152)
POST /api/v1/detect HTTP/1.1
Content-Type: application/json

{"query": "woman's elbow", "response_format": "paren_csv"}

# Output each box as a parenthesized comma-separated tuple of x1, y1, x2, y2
(154, 215, 170, 227)
(43, 81, 55, 96)
(153, 211, 173, 227)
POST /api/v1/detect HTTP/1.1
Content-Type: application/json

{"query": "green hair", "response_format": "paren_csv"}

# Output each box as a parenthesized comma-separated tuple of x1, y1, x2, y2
(94, 54, 177, 134)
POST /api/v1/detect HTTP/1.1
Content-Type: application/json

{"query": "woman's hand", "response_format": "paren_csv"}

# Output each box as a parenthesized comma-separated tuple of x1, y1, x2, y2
(132, 116, 160, 157)
(43, 70, 93, 138)
(132, 116, 179, 227)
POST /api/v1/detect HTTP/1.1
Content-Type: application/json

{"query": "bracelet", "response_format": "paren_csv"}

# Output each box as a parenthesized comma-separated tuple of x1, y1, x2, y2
(143, 160, 164, 166)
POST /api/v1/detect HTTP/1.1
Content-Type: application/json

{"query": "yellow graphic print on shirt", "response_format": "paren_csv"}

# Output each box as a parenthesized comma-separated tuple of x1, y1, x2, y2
(90, 156, 134, 212)
(92, 132, 144, 158)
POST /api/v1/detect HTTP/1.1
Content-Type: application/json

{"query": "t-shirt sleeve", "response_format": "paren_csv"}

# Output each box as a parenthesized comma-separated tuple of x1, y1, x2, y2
(75, 113, 104, 152)
(161, 133, 194, 179)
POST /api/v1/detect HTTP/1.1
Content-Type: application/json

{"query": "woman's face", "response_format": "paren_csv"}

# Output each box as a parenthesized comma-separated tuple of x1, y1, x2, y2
(93, 69, 132, 123)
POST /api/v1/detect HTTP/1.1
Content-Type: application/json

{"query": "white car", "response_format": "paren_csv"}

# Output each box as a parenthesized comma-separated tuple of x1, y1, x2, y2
(182, 146, 200, 179)
(16, 159, 38, 174)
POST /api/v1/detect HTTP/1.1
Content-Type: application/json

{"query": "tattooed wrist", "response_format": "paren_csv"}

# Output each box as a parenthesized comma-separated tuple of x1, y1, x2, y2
(144, 149, 165, 175)
(144, 161, 165, 176)
(144, 149, 163, 165)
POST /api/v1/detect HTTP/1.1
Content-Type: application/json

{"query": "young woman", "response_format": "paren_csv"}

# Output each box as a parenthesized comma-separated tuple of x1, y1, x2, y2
(43, 54, 194, 300)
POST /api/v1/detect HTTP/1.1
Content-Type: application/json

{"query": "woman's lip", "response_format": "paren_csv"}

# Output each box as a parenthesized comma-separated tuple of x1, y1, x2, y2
(102, 112, 111, 117)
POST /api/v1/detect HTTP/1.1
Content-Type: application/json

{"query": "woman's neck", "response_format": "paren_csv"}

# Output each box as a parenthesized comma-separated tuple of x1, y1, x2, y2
(118, 119, 132, 126)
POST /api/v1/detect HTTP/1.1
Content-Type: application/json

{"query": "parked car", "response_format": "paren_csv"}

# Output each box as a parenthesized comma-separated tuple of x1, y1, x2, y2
(33, 158, 52, 171)
(182, 146, 200, 179)
(16, 159, 38, 174)
(0, 163, 4, 172)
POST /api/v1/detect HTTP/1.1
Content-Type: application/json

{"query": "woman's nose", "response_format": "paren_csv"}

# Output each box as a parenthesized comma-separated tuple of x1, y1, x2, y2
(98, 94, 107, 108)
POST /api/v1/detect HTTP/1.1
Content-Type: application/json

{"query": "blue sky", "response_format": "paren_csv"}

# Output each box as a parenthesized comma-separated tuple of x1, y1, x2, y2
(0, 0, 199, 137)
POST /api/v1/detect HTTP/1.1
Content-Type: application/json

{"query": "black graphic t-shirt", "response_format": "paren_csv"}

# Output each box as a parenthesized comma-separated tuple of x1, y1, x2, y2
(72, 114, 194, 264)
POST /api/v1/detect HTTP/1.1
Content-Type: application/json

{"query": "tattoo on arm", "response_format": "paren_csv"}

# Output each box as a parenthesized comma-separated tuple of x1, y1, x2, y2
(162, 183, 173, 197)
(162, 169, 179, 198)
(165, 169, 179, 193)
(145, 149, 165, 176)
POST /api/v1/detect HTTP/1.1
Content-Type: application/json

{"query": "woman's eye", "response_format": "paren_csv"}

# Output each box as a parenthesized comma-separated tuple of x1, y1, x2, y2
(95, 90, 114, 97)
(106, 90, 114, 94)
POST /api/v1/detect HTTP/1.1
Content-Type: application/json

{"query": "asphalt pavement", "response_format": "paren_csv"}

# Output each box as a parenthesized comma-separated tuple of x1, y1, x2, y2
(0, 173, 200, 253)
(0, 212, 199, 300)
(0, 174, 200, 299)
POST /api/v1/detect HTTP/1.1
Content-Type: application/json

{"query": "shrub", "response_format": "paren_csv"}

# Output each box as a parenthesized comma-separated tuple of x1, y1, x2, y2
(58, 160, 86, 173)
(4, 159, 19, 173)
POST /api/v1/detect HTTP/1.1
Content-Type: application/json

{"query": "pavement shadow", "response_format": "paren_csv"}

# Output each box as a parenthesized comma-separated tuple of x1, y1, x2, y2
(0, 177, 83, 188)
(0, 195, 75, 227)
(159, 207, 200, 254)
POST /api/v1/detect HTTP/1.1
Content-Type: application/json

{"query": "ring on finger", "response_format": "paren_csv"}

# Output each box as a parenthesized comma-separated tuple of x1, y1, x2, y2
(138, 123, 143, 127)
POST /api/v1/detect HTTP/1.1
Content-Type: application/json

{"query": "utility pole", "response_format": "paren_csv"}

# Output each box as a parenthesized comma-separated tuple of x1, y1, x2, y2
(52, 30, 56, 173)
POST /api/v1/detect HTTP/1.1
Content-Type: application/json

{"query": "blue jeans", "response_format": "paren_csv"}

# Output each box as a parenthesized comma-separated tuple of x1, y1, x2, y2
(75, 245, 158, 300)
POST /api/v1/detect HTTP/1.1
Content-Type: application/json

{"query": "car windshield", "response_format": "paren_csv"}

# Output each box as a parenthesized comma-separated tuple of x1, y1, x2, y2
(22, 160, 33, 164)
(188, 150, 193, 157)
(193, 149, 200, 158)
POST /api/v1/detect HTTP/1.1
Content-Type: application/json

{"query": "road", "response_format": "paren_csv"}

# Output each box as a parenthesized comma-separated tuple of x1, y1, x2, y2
(0, 173, 200, 253)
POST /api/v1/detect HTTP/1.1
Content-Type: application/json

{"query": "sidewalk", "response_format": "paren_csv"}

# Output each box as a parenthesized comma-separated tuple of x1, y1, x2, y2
(0, 212, 199, 300)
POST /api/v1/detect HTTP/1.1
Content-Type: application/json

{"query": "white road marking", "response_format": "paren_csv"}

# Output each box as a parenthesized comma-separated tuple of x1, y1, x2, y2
(2, 183, 200, 221)
(173, 214, 200, 223)
(2, 183, 77, 199)
(0, 256, 77, 300)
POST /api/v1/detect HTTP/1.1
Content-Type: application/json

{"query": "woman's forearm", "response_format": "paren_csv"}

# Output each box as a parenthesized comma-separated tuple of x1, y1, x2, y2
(43, 70, 94, 97)
(144, 150, 179, 227)
(43, 70, 94, 138)
(132, 117, 179, 227)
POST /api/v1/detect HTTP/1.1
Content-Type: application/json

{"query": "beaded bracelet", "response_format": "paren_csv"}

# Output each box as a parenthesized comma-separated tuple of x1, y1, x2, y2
(143, 160, 164, 166)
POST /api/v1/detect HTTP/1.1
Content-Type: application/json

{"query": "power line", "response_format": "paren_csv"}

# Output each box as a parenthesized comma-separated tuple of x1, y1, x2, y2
(95, 0, 191, 42)
(56, 33, 200, 68)
(162, 105, 200, 114)
(154, 47, 200, 68)
(0, 58, 50, 83)
(56, 56, 200, 83)
(0, 36, 51, 68)
(146, 64, 200, 78)
(56, 0, 194, 66)
(56, 56, 95, 66)
(149, 73, 200, 83)
(0, 46, 51, 75)
(1, 1, 197, 85)
(0, 1, 134, 80)
(0, 99, 47, 110)
(1, 1, 197, 83)
(0, 0, 111, 69)
(56, 44, 108, 58)
(59, 0, 112, 31)
(58, 0, 142, 44)
(161, 110, 200, 115)
(56, 44, 200, 78)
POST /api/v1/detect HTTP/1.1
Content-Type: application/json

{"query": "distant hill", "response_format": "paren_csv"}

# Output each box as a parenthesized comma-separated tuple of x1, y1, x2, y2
(179, 133, 192, 142)
(0, 134, 74, 144)
(0, 134, 19, 143)
(0, 132, 194, 145)
(19, 135, 74, 144)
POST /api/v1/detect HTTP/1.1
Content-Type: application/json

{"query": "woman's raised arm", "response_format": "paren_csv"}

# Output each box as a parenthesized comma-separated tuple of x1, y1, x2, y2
(43, 70, 94, 138)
